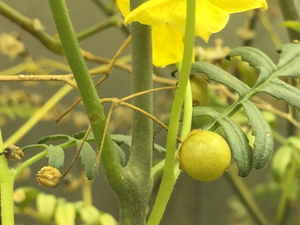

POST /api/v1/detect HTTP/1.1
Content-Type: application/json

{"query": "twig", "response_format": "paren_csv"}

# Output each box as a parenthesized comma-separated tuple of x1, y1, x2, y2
(56, 37, 131, 122)
(61, 126, 92, 178)
(0, 74, 78, 89)
(95, 104, 115, 166)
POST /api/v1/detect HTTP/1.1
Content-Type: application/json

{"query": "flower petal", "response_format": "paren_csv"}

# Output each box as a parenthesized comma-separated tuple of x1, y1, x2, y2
(116, 0, 130, 17)
(152, 24, 184, 68)
(124, 0, 186, 32)
(209, 0, 268, 13)
(195, 1, 229, 42)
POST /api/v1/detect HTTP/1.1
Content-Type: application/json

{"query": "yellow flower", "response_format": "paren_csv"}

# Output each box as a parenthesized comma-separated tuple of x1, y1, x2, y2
(117, 0, 267, 67)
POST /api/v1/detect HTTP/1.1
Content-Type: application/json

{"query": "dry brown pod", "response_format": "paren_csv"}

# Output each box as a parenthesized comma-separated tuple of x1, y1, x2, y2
(36, 166, 62, 188)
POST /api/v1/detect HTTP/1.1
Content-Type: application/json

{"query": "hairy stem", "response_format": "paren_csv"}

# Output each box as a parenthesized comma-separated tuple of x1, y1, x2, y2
(47, 0, 123, 192)
(117, 0, 153, 223)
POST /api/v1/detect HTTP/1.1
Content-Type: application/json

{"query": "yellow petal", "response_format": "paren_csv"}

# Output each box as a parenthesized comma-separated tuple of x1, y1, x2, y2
(124, 0, 186, 32)
(116, 0, 130, 17)
(195, 1, 229, 42)
(208, 0, 268, 13)
(152, 24, 184, 68)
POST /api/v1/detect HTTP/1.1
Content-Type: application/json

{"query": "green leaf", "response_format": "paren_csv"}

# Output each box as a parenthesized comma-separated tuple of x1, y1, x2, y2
(260, 78, 300, 111)
(73, 131, 95, 142)
(113, 142, 126, 166)
(276, 42, 300, 77)
(242, 101, 273, 170)
(37, 134, 74, 145)
(22, 144, 48, 152)
(272, 146, 293, 184)
(112, 134, 166, 153)
(225, 46, 277, 86)
(218, 117, 253, 177)
(47, 145, 65, 169)
(191, 61, 250, 96)
(280, 20, 300, 33)
(75, 140, 98, 180)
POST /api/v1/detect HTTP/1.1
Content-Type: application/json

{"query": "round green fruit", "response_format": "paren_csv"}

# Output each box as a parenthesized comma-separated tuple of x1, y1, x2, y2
(190, 75, 210, 107)
(178, 129, 231, 181)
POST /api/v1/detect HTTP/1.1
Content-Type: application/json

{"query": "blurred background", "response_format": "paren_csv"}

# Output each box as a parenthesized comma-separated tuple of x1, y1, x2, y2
(0, 0, 297, 224)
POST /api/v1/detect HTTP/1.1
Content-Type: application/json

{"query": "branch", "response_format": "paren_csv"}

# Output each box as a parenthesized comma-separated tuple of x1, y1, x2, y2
(48, 0, 123, 192)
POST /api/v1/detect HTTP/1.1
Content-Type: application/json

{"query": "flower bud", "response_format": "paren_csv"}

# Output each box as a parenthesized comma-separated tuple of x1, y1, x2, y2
(36, 166, 62, 188)
(4, 145, 24, 161)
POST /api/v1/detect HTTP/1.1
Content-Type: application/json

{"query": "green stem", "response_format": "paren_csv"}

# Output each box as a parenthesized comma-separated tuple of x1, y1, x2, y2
(276, 158, 298, 224)
(12, 150, 48, 181)
(0, 1, 63, 54)
(225, 168, 268, 225)
(278, 0, 300, 41)
(47, 0, 123, 192)
(118, 0, 153, 223)
(147, 0, 195, 224)
(0, 129, 14, 225)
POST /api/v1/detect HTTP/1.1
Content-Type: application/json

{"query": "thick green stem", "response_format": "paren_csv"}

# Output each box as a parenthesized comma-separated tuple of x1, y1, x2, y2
(47, 0, 123, 192)
(118, 0, 153, 223)
(0, 129, 14, 225)
(147, 0, 195, 224)
(278, 0, 300, 41)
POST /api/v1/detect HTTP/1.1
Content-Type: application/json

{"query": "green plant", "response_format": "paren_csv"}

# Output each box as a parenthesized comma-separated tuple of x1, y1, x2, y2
(1, 0, 300, 225)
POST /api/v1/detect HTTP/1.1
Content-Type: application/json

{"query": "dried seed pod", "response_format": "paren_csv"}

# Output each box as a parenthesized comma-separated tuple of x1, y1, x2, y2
(36, 166, 62, 188)
(3, 145, 24, 161)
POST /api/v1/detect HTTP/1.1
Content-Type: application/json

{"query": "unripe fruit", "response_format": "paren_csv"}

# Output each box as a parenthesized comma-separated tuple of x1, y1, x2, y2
(178, 129, 231, 181)
(190, 75, 210, 107)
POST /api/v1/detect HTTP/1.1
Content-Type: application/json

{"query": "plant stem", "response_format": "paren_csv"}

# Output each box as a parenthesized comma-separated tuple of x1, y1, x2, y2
(0, 129, 14, 225)
(117, 0, 153, 223)
(12, 150, 48, 181)
(47, 0, 123, 191)
(278, 0, 300, 41)
(147, 0, 195, 224)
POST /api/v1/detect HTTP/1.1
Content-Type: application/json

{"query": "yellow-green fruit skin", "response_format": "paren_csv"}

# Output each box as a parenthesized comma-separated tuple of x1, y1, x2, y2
(190, 75, 210, 107)
(179, 130, 231, 181)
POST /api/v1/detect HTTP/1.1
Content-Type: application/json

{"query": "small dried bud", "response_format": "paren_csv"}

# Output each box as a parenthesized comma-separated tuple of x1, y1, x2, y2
(36, 166, 62, 188)
(3, 145, 24, 161)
